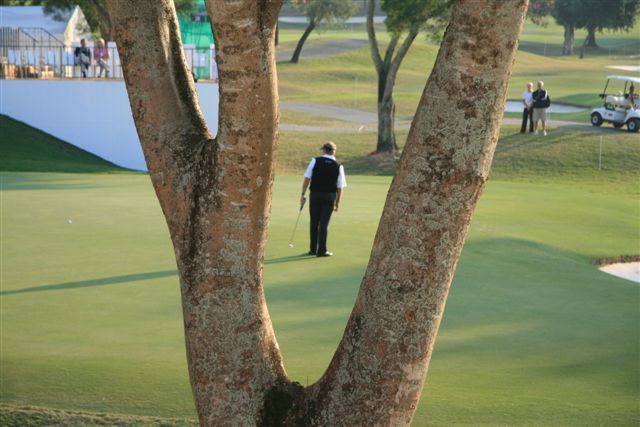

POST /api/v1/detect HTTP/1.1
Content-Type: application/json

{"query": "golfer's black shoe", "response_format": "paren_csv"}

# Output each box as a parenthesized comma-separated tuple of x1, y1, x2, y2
(317, 251, 333, 257)
(307, 251, 316, 256)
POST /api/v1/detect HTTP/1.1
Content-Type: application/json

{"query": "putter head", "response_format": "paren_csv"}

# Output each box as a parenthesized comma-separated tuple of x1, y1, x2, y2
(288, 243, 294, 248)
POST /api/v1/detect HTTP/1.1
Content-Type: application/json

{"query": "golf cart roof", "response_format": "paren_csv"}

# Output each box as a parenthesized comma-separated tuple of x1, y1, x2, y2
(607, 75, 640, 84)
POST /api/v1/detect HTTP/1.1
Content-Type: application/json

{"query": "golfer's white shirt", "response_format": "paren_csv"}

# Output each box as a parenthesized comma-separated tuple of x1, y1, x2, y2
(522, 91, 533, 108)
(304, 154, 347, 189)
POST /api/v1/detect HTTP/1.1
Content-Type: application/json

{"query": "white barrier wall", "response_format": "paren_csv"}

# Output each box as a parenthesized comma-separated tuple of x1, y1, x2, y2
(0, 79, 219, 171)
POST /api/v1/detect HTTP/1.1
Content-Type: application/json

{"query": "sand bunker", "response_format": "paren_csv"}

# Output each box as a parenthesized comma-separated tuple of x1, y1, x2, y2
(599, 262, 640, 283)
(606, 65, 640, 72)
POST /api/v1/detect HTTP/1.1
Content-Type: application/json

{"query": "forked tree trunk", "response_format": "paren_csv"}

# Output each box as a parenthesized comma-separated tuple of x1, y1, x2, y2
(109, 0, 528, 425)
(562, 23, 575, 55)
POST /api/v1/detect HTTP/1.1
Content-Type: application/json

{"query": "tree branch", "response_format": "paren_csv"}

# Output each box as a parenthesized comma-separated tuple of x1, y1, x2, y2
(382, 25, 419, 103)
(382, 34, 399, 67)
(113, 0, 287, 424)
(106, 0, 211, 195)
(367, 0, 383, 73)
(310, 0, 529, 424)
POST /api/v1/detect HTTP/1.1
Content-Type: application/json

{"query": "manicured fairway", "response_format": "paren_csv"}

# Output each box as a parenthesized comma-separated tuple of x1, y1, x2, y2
(1, 171, 638, 425)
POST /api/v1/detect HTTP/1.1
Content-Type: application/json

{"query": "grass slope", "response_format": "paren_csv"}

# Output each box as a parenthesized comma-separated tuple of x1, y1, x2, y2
(0, 403, 197, 427)
(0, 115, 128, 173)
(279, 126, 640, 195)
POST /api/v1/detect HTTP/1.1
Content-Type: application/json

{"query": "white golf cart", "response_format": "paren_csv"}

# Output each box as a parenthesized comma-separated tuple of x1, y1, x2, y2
(590, 75, 640, 132)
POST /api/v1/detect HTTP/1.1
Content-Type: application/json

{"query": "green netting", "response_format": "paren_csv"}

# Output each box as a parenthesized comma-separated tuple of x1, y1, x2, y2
(178, 0, 216, 79)
(178, 0, 215, 47)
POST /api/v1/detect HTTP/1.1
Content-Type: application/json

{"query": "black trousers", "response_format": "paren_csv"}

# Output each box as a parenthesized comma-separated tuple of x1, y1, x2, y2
(520, 107, 533, 133)
(309, 191, 336, 254)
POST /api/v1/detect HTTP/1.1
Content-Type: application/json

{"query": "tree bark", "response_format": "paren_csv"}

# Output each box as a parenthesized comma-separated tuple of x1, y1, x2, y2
(110, 0, 528, 424)
(307, 0, 528, 424)
(291, 20, 316, 63)
(585, 26, 598, 48)
(562, 23, 575, 55)
(377, 92, 397, 152)
(108, 0, 285, 425)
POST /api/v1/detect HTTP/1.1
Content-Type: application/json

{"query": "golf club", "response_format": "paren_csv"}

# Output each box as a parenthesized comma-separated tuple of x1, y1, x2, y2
(288, 198, 306, 248)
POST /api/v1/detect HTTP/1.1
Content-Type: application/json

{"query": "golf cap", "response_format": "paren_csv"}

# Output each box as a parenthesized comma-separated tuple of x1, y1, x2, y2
(321, 141, 337, 152)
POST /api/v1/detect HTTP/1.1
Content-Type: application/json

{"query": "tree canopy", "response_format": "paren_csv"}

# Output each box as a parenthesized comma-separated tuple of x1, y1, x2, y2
(528, 0, 639, 52)
(382, 0, 448, 36)
(577, 0, 639, 47)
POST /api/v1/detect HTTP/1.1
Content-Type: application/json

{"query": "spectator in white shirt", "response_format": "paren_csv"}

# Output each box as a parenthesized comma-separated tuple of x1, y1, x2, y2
(520, 82, 534, 133)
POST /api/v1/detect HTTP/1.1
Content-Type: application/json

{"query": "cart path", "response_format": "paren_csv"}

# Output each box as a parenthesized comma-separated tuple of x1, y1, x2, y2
(276, 39, 368, 62)
(280, 101, 619, 133)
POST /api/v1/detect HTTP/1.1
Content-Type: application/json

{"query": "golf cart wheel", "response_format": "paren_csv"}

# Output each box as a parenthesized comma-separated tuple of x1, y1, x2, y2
(613, 122, 624, 129)
(627, 118, 640, 133)
(590, 112, 603, 127)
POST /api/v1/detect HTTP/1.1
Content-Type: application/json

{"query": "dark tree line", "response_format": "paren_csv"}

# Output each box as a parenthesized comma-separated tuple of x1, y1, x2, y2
(529, 0, 639, 55)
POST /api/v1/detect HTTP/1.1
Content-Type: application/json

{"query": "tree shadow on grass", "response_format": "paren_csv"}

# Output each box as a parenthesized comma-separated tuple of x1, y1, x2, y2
(3, 254, 315, 296)
(0, 270, 177, 296)
(265, 254, 314, 265)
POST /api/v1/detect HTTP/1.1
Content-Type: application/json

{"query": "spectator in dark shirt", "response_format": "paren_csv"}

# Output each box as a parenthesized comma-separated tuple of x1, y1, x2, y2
(74, 38, 91, 78)
(532, 81, 550, 136)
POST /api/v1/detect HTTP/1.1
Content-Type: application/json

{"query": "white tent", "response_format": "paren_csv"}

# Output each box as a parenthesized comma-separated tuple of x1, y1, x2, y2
(0, 6, 91, 47)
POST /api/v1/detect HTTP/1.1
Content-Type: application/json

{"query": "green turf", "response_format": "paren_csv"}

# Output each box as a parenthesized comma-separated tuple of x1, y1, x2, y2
(1, 165, 638, 425)
(0, 115, 129, 174)
(0, 403, 197, 427)
(277, 126, 640, 194)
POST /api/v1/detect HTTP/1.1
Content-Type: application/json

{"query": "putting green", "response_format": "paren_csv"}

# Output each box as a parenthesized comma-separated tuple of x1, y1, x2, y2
(1, 172, 638, 425)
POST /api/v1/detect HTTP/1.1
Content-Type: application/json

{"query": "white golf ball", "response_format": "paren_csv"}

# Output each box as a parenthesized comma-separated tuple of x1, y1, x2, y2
(67, 219, 73, 224)
(288, 243, 294, 248)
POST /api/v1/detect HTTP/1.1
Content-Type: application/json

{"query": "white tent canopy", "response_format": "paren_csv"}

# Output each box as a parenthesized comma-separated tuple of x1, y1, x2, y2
(0, 6, 91, 47)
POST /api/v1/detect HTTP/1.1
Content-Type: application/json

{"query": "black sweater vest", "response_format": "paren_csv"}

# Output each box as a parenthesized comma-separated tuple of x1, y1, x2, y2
(310, 157, 340, 193)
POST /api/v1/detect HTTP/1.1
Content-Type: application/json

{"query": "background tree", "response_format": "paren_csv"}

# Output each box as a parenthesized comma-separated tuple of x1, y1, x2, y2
(527, 0, 554, 26)
(550, 0, 583, 55)
(367, 0, 448, 154)
(577, 0, 639, 48)
(529, 0, 639, 55)
(289, 0, 357, 64)
(42, 0, 195, 41)
(108, 0, 528, 424)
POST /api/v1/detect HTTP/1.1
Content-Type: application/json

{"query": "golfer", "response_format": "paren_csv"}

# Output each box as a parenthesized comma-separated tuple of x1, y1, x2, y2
(300, 141, 346, 257)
